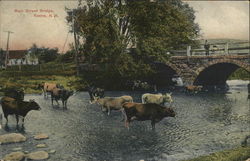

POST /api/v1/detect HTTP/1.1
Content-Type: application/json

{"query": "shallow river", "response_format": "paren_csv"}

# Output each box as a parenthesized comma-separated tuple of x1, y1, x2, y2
(0, 80, 250, 161)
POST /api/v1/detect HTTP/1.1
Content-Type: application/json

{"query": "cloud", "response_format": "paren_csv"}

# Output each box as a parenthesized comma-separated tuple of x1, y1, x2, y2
(187, 1, 249, 40)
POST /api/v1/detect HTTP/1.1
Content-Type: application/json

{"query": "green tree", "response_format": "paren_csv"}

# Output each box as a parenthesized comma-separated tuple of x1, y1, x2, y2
(66, 0, 200, 88)
(29, 44, 59, 63)
(128, 1, 200, 62)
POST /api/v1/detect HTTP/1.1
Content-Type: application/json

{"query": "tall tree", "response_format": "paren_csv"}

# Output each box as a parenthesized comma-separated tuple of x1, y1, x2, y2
(128, 1, 200, 62)
(66, 0, 200, 86)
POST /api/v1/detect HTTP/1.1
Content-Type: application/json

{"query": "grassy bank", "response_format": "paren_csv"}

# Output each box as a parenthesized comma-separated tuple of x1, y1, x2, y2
(229, 68, 250, 80)
(0, 75, 86, 95)
(0, 62, 88, 95)
(183, 146, 250, 161)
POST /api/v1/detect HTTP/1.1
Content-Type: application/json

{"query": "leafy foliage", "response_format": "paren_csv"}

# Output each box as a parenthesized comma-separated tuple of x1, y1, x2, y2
(66, 0, 200, 87)
(29, 44, 59, 63)
(229, 68, 250, 80)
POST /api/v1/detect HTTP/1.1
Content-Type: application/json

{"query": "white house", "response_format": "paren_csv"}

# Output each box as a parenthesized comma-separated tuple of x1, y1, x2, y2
(7, 50, 39, 66)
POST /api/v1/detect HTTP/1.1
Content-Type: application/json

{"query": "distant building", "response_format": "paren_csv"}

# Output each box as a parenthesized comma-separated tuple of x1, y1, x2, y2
(4, 50, 39, 66)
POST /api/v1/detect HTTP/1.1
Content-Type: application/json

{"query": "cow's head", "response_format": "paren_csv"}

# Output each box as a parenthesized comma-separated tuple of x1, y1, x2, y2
(90, 97, 103, 105)
(92, 88, 104, 98)
(28, 100, 41, 111)
(56, 84, 64, 89)
(164, 107, 175, 117)
(163, 93, 173, 103)
(37, 83, 44, 90)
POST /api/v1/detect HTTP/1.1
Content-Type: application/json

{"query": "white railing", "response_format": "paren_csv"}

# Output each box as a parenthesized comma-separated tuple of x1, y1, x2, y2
(171, 41, 250, 56)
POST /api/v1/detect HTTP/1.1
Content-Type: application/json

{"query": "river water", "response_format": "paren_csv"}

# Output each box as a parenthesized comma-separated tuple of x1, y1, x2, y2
(0, 80, 249, 161)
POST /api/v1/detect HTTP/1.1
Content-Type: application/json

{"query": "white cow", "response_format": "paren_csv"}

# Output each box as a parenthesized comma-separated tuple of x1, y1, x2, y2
(93, 95, 133, 115)
(141, 93, 173, 105)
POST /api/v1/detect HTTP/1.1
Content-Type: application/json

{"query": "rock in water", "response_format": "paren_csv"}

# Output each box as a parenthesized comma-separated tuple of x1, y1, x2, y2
(12, 147, 23, 151)
(34, 133, 49, 140)
(48, 149, 56, 154)
(0, 133, 26, 144)
(27, 151, 49, 160)
(2, 151, 25, 161)
(36, 143, 47, 148)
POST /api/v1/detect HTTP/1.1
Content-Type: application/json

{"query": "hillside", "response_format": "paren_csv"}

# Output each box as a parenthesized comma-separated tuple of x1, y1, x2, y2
(199, 39, 249, 44)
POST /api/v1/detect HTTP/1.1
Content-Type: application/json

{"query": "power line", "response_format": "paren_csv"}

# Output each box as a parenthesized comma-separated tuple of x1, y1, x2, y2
(62, 31, 70, 54)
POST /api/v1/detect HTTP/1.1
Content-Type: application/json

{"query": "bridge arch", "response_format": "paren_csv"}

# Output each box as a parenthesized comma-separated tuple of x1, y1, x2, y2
(193, 59, 250, 86)
(152, 62, 180, 87)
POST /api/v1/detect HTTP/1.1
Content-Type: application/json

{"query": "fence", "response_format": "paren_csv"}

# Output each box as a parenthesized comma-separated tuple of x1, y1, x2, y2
(171, 41, 250, 56)
(0, 62, 76, 77)
(4, 62, 75, 72)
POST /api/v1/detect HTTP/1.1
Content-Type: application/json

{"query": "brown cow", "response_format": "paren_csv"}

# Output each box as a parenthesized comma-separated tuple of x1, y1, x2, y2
(37, 82, 63, 98)
(122, 102, 175, 130)
(1, 96, 41, 126)
(185, 85, 202, 93)
(50, 88, 74, 109)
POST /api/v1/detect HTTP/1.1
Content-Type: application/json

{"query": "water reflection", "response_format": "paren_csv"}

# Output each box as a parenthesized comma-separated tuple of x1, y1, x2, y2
(3, 124, 26, 133)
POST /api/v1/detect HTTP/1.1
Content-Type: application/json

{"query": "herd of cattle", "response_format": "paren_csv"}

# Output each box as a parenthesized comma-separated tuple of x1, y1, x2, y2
(0, 83, 205, 130)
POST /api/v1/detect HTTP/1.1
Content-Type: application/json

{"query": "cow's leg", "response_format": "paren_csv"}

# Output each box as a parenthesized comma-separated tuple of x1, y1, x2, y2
(65, 100, 67, 109)
(15, 115, 19, 125)
(107, 106, 111, 115)
(120, 108, 127, 122)
(151, 120, 156, 131)
(51, 97, 54, 106)
(62, 100, 67, 110)
(21, 117, 25, 129)
(44, 90, 48, 98)
(62, 100, 64, 110)
(43, 89, 46, 98)
(125, 119, 130, 130)
(4, 114, 8, 125)
(62, 100, 64, 109)
(56, 99, 59, 106)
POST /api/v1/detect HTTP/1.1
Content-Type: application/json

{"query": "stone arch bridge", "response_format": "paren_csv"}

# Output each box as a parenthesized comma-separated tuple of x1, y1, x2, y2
(153, 41, 250, 87)
(154, 55, 249, 87)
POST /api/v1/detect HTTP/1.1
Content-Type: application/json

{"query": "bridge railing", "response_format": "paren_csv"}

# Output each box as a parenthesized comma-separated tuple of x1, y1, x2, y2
(171, 41, 250, 56)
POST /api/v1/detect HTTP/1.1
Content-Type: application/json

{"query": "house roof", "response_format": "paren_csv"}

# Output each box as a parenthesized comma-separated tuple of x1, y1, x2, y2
(7, 50, 27, 59)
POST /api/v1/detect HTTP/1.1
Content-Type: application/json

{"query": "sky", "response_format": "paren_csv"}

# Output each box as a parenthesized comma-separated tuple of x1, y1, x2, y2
(0, 0, 249, 53)
(186, 1, 249, 41)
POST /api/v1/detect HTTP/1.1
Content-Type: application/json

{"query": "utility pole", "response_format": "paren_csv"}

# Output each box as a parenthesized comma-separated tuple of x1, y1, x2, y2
(72, 9, 80, 76)
(4, 31, 14, 69)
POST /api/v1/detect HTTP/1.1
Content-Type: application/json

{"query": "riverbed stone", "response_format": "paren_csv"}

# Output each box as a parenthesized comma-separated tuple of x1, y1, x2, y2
(36, 143, 47, 148)
(48, 149, 56, 154)
(24, 151, 29, 154)
(34, 133, 49, 140)
(26, 151, 49, 160)
(12, 147, 23, 151)
(2, 151, 25, 161)
(0, 133, 26, 144)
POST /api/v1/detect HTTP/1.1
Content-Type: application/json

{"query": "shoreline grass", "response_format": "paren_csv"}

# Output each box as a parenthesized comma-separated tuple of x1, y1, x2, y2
(0, 75, 86, 95)
(183, 146, 250, 161)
